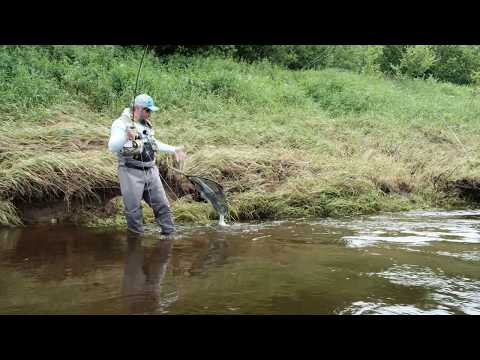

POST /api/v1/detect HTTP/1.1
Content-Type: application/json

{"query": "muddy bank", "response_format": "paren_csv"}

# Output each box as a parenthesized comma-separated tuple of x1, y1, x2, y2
(8, 173, 480, 227)
(2, 124, 480, 227)
(11, 163, 207, 226)
(446, 179, 480, 203)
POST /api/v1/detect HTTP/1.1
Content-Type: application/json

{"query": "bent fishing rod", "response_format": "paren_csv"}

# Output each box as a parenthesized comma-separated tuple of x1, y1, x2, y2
(129, 46, 220, 184)
(127, 46, 195, 199)
(128, 46, 228, 223)
(131, 45, 149, 129)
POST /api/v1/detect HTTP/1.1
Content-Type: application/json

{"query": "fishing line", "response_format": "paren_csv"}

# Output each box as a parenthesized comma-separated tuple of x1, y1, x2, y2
(131, 45, 155, 209)
(444, 122, 470, 158)
(155, 155, 181, 201)
(132, 45, 149, 119)
(130, 46, 227, 223)
(306, 53, 325, 69)
(132, 45, 181, 206)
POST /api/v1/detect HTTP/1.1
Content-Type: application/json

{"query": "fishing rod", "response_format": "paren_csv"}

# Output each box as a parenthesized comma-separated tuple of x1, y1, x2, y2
(130, 45, 229, 225)
(131, 45, 149, 128)
(122, 46, 149, 157)
(167, 165, 223, 191)
(130, 45, 156, 207)
(125, 45, 184, 205)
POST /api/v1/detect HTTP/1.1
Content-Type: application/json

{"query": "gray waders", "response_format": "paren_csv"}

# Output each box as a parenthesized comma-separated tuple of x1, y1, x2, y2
(118, 159, 175, 235)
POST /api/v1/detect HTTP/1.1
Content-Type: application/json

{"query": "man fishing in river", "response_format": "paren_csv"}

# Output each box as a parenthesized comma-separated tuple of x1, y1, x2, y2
(108, 94, 186, 236)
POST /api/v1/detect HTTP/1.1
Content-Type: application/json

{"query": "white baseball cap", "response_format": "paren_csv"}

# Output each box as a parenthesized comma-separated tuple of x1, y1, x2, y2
(133, 94, 159, 111)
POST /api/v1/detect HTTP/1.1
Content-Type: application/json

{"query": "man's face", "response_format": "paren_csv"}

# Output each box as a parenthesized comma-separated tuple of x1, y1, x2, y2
(133, 106, 152, 121)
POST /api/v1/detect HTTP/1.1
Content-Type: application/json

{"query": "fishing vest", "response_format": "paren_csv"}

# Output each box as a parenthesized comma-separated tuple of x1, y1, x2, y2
(119, 120, 157, 169)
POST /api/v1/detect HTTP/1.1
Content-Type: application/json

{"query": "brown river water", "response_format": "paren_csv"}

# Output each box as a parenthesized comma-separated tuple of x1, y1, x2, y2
(1, 210, 480, 315)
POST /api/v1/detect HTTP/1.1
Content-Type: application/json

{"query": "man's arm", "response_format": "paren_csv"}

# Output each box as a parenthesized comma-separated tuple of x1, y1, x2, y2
(154, 139, 186, 162)
(108, 123, 128, 153)
(155, 139, 177, 154)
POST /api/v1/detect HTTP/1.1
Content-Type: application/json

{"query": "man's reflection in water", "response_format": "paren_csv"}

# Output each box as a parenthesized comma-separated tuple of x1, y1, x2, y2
(122, 233, 174, 314)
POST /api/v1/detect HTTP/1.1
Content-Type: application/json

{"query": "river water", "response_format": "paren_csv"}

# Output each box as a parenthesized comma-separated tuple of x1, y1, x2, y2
(1, 210, 480, 315)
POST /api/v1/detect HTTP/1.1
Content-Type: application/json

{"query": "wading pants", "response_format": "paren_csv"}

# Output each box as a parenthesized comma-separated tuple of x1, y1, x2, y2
(118, 165, 175, 235)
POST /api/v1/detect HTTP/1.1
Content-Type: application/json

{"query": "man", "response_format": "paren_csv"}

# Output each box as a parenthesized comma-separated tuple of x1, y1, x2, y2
(108, 94, 185, 235)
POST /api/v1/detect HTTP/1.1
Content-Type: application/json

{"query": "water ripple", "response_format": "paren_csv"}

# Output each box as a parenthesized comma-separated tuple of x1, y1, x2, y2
(325, 210, 480, 248)
(371, 264, 480, 315)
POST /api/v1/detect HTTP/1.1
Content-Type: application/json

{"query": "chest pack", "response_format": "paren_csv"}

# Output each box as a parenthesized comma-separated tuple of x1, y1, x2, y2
(120, 121, 158, 163)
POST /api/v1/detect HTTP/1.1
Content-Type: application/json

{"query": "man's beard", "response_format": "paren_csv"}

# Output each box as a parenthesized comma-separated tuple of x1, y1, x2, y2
(140, 117, 152, 128)
(136, 112, 151, 127)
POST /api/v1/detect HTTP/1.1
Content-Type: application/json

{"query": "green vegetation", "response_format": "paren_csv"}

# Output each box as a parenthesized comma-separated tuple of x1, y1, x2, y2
(1, 45, 480, 226)
(152, 45, 480, 85)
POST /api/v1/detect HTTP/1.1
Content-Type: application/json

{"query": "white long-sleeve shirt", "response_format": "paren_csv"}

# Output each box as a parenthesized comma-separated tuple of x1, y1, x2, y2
(108, 108, 177, 155)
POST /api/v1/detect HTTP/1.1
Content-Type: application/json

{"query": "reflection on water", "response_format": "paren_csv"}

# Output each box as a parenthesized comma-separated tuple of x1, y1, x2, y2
(122, 234, 174, 314)
(0, 209, 480, 314)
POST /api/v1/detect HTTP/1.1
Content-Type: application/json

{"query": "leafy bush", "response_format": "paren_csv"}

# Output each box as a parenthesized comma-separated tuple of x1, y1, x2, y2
(395, 45, 438, 79)
(430, 45, 480, 85)
(378, 45, 407, 75)
(145, 45, 480, 86)
(361, 46, 384, 76)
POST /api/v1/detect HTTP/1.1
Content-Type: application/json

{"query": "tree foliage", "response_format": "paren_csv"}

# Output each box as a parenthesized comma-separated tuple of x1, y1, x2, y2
(147, 45, 480, 85)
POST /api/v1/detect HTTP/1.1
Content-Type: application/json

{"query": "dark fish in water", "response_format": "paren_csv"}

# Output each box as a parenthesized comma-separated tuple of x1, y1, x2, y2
(187, 175, 228, 226)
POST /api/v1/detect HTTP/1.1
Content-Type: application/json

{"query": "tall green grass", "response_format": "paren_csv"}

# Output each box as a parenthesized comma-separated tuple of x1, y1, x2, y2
(1, 45, 480, 226)
(3, 46, 480, 125)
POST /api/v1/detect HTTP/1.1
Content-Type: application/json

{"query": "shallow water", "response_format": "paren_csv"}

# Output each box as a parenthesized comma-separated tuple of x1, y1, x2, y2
(1, 210, 480, 315)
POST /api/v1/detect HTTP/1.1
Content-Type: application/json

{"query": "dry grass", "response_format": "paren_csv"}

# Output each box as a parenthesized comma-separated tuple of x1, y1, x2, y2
(0, 108, 118, 221)
(2, 51, 480, 226)
(180, 146, 313, 192)
(0, 151, 117, 206)
(2, 112, 479, 227)
(2, 114, 478, 226)
(0, 200, 22, 226)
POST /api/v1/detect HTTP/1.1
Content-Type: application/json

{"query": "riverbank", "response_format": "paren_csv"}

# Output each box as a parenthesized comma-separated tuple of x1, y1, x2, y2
(1, 46, 480, 226)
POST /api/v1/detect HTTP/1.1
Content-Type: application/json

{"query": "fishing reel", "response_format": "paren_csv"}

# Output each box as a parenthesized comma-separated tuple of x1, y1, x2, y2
(121, 127, 160, 161)
(121, 138, 145, 157)
(120, 125, 144, 156)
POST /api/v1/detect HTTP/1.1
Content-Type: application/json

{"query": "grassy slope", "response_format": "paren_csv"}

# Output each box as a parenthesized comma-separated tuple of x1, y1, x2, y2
(1, 45, 480, 226)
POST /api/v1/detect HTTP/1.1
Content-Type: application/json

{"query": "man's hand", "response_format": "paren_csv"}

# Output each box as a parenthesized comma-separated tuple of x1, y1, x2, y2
(174, 146, 186, 162)
(127, 127, 138, 140)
